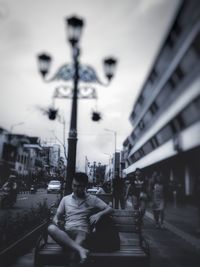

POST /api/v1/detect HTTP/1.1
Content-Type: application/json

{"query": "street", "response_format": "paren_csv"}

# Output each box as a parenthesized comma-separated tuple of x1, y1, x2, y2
(0, 189, 59, 219)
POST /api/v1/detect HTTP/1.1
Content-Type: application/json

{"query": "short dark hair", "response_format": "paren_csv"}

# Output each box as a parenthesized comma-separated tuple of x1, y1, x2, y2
(73, 172, 88, 185)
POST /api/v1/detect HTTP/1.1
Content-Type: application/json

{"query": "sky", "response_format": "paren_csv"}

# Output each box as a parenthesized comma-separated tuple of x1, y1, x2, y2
(0, 0, 180, 170)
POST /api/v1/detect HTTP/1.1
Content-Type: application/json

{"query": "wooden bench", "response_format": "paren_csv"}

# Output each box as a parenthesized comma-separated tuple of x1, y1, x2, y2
(34, 208, 150, 267)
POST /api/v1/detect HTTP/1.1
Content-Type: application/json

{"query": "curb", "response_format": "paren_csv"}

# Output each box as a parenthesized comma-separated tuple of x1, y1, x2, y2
(145, 211, 200, 250)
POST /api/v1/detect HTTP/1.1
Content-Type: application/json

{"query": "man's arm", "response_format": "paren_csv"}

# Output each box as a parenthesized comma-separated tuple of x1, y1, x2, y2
(52, 198, 65, 225)
(89, 204, 113, 225)
(52, 210, 64, 225)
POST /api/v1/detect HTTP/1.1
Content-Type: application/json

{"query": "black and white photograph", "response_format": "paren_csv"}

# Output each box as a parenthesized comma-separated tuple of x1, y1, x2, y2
(0, 0, 200, 266)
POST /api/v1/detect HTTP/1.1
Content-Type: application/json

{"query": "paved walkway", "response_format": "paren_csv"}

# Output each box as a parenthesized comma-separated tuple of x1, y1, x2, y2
(145, 203, 200, 250)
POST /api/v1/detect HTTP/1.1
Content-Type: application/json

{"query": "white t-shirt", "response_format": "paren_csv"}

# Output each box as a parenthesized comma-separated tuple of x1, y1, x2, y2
(57, 193, 108, 233)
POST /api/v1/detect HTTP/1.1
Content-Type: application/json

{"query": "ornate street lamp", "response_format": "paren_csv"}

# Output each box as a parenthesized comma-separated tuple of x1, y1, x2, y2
(104, 58, 117, 81)
(66, 16, 84, 47)
(37, 15, 117, 195)
(37, 53, 51, 78)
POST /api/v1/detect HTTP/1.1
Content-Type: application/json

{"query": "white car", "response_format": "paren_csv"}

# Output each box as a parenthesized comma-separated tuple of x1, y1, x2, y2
(87, 187, 99, 194)
(47, 180, 61, 194)
(87, 186, 105, 195)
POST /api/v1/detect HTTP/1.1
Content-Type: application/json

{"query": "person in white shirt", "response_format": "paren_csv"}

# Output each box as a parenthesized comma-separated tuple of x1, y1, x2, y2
(48, 172, 112, 265)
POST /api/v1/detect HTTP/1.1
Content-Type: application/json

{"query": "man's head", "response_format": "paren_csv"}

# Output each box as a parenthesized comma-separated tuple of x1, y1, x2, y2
(72, 172, 88, 198)
(135, 168, 142, 179)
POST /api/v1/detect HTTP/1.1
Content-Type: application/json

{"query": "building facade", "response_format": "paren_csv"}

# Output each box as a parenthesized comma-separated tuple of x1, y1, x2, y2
(41, 144, 61, 179)
(123, 0, 200, 204)
(0, 130, 43, 186)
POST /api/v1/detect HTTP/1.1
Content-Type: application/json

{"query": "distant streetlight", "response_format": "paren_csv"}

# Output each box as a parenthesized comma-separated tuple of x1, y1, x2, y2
(37, 15, 117, 195)
(10, 122, 25, 133)
(103, 153, 113, 181)
(104, 128, 117, 155)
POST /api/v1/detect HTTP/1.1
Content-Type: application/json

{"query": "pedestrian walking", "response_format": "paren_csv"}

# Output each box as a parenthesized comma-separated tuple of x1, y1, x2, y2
(151, 172, 165, 229)
(111, 172, 125, 209)
(125, 168, 148, 222)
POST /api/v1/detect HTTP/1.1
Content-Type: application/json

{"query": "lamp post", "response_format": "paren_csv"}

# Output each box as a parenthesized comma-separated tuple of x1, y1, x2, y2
(104, 128, 117, 179)
(37, 15, 117, 195)
(104, 128, 117, 155)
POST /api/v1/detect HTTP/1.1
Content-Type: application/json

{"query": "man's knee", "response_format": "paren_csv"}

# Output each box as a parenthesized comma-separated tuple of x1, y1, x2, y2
(48, 223, 58, 235)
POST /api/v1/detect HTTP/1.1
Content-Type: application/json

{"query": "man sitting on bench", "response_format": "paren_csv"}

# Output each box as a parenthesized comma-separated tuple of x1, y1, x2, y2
(48, 172, 113, 265)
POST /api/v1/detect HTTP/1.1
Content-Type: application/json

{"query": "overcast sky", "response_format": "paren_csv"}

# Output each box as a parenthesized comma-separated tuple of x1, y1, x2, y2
(0, 0, 180, 170)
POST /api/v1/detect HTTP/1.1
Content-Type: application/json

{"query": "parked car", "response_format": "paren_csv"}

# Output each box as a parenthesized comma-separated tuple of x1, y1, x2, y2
(30, 184, 37, 194)
(47, 180, 61, 194)
(87, 187, 99, 194)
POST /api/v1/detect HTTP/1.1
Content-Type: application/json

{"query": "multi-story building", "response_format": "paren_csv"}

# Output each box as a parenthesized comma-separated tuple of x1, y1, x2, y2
(23, 137, 43, 182)
(41, 144, 61, 179)
(0, 129, 43, 185)
(123, 0, 200, 204)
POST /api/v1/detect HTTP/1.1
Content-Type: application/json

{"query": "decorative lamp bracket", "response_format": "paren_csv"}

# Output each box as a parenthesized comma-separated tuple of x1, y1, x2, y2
(45, 64, 110, 86)
(53, 85, 97, 99)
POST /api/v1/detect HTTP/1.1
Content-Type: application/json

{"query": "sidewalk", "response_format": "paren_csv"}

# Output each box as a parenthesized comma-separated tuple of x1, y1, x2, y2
(145, 203, 200, 250)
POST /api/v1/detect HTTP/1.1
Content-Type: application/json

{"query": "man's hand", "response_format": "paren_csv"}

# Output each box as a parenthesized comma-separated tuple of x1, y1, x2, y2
(52, 217, 59, 226)
(89, 213, 101, 225)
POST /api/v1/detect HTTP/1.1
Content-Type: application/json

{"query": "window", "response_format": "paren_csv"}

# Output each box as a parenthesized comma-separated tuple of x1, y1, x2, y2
(143, 110, 153, 124)
(194, 95, 200, 110)
(129, 156, 135, 164)
(142, 141, 153, 155)
(151, 137, 159, 149)
(181, 100, 200, 127)
(169, 66, 185, 91)
(149, 69, 158, 84)
(134, 127, 140, 138)
(135, 103, 141, 115)
(175, 66, 185, 80)
(139, 148, 145, 157)
(143, 82, 153, 98)
(134, 151, 141, 161)
(180, 48, 197, 74)
(139, 120, 145, 130)
(171, 115, 185, 133)
(156, 124, 173, 145)
(138, 94, 144, 105)
(150, 102, 158, 115)
(166, 19, 182, 48)
(168, 77, 176, 89)
(130, 110, 135, 121)
(131, 131, 136, 140)
(156, 84, 171, 107)
(193, 31, 200, 56)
